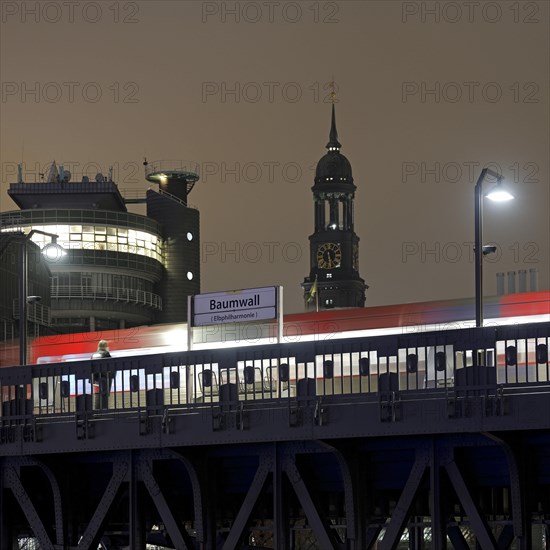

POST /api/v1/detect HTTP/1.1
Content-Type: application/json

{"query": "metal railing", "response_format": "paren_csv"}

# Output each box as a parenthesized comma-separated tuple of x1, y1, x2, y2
(144, 160, 200, 179)
(0, 321, 548, 421)
(51, 285, 162, 310)
(12, 300, 51, 326)
(118, 187, 199, 210)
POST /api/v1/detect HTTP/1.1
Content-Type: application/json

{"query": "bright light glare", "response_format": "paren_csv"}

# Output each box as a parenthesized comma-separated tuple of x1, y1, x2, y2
(191, 312, 550, 349)
(486, 190, 514, 202)
(486, 184, 514, 202)
(42, 243, 67, 261)
(35, 311, 549, 364)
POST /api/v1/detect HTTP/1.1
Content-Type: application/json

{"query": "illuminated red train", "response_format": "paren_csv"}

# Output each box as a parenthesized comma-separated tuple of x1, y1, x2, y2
(30, 291, 550, 365)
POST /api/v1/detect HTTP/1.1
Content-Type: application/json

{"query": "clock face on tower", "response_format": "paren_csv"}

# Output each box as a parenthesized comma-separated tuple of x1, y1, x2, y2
(317, 242, 342, 269)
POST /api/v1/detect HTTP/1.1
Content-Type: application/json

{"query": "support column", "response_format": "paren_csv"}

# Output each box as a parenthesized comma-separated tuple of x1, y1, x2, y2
(515, 442, 532, 550)
(204, 454, 218, 550)
(329, 197, 339, 228)
(19, 239, 28, 366)
(352, 451, 367, 549)
(273, 443, 288, 550)
(430, 439, 446, 550)
(0, 462, 14, 550)
(129, 451, 146, 550)
(315, 197, 325, 231)
(408, 517, 424, 550)
(343, 197, 352, 230)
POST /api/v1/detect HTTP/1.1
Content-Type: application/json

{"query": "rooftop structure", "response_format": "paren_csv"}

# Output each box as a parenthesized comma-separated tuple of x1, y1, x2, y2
(1, 160, 201, 334)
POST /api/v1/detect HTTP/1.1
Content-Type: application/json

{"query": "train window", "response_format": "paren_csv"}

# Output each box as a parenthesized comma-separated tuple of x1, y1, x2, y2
(170, 371, 180, 389)
(505, 345, 517, 367)
(243, 366, 255, 385)
(406, 354, 418, 373)
(323, 360, 334, 379)
(435, 351, 446, 372)
(60, 381, 70, 398)
(537, 343, 548, 364)
(201, 369, 213, 387)
(39, 382, 48, 401)
(359, 357, 369, 376)
(279, 363, 290, 383)
(130, 375, 139, 392)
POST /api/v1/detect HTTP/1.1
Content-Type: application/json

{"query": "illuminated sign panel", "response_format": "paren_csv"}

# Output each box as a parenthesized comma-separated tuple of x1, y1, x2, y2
(192, 286, 277, 326)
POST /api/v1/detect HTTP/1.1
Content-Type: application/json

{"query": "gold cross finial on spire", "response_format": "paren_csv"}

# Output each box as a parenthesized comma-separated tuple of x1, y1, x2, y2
(328, 77, 337, 103)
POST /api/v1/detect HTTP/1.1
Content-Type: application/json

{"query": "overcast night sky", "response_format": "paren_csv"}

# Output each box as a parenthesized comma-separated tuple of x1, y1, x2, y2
(1, 0, 548, 314)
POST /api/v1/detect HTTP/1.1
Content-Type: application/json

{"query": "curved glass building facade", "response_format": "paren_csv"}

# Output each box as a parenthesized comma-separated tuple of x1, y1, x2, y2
(1, 167, 200, 334)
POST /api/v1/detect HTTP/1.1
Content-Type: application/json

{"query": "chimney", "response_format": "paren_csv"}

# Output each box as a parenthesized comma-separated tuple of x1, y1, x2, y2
(529, 268, 539, 292)
(496, 272, 505, 296)
(518, 269, 527, 293)
(507, 271, 516, 294)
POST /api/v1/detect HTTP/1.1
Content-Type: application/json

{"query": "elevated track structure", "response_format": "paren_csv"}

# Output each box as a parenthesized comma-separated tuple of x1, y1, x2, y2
(1, 300, 550, 549)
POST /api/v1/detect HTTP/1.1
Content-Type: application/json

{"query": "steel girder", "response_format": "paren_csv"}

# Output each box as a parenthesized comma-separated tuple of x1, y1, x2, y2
(366, 434, 532, 550)
(0, 433, 544, 549)
(0, 451, 200, 550)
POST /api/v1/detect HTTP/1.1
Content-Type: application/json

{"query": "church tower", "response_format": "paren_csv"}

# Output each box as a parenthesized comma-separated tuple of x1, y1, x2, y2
(302, 103, 367, 309)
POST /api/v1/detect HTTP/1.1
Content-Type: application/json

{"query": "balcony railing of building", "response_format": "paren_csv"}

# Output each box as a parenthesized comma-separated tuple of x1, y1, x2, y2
(12, 300, 51, 326)
(51, 285, 162, 310)
(144, 160, 200, 179)
(120, 187, 199, 210)
(144, 159, 200, 195)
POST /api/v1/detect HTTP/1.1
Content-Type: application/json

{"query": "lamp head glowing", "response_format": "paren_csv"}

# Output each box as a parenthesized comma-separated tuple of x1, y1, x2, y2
(485, 184, 515, 202)
(42, 241, 67, 261)
(485, 182, 514, 202)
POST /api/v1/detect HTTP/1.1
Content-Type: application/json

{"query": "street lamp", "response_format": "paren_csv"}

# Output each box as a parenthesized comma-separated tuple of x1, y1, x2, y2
(17, 230, 66, 365)
(474, 168, 514, 328)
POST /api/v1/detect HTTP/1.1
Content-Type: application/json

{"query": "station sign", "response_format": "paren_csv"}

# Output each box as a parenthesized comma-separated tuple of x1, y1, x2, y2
(192, 286, 277, 327)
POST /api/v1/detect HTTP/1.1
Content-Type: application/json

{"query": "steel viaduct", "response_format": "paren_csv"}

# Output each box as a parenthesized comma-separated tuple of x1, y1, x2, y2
(1, 321, 550, 549)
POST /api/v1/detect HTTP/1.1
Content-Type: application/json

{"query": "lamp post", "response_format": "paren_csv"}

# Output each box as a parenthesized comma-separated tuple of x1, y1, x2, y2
(17, 229, 65, 365)
(474, 168, 514, 328)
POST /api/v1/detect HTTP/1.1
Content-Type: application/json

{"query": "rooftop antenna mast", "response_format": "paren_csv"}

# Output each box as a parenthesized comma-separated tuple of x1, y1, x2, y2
(17, 141, 25, 183)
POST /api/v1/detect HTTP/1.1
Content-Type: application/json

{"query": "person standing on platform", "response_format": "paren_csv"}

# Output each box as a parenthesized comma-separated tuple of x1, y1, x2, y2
(91, 340, 112, 409)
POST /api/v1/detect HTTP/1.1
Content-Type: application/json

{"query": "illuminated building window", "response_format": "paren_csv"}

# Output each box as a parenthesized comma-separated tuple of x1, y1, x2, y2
(5, 224, 164, 262)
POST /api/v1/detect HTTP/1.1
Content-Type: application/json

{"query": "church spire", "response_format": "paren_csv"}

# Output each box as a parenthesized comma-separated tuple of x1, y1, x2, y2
(326, 103, 341, 151)
(326, 80, 341, 151)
